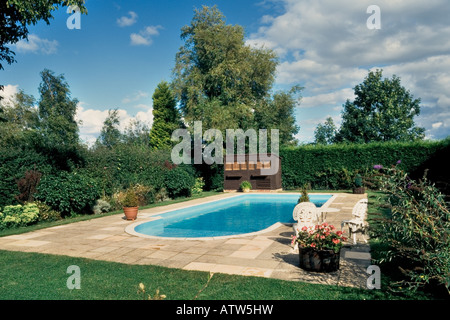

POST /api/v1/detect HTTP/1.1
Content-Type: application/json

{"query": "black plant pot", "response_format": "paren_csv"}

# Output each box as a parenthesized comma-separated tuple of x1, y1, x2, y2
(299, 247, 340, 272)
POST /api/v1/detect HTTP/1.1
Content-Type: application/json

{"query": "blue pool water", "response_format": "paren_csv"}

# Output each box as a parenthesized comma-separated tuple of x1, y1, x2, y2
(134, 194, 332, 238)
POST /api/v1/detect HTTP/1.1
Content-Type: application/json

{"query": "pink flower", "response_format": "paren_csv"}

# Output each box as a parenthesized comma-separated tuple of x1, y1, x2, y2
(332, 238, 340, 244)
(301, 226, 308, 231)
(310, 243, 316, 248)
(336, 231, 343, 236)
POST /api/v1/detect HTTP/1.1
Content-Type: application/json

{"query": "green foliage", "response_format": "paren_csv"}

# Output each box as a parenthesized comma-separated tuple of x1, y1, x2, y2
(36, 69, 84, 170)
(298, 186, 310, 203)
(0, 146, 52, 207)
(335, 69, 425, 143)
(121, 188, 139, 208)
(172, 6, 280, 133)
(35, 171, 101, 216)
(149, 81, 183, 150)
(0, 203, 39, 229)
(314, 117, 337, 145)
(191, 177, 205, 195)
(371, 166, 450, 296)
(92, 199, 111, 215)
(164, 166, 196, 198)
(280, 140, 449, 190)
(34, 201, 62, 222)
(354, 174, 363, 188)
(96, 109, 122, 148)
(240, 181, 252, 191)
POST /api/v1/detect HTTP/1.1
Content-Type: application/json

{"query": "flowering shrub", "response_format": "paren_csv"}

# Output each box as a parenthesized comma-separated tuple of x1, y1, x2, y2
(292, 222, 347, 253)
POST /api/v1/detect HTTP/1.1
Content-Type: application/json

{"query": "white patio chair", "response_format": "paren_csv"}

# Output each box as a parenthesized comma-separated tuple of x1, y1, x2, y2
(292, 202, 319, 251)
(341, 198, 368, 244)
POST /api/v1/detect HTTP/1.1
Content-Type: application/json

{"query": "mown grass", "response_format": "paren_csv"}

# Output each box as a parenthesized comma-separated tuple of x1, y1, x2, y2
(0, 249, 421, 300)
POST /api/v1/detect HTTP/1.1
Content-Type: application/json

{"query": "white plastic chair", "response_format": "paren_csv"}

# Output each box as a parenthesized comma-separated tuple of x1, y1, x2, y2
(341, 198, 368, 244)
(292, 202, 319, 251)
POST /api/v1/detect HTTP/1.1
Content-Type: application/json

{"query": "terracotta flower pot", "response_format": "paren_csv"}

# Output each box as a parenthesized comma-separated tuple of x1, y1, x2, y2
(123, 206, 138, 221)
(299, 247, 340, 272)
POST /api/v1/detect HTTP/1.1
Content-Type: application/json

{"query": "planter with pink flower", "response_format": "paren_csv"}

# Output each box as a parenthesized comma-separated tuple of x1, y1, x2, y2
(292, 222, 347, 272)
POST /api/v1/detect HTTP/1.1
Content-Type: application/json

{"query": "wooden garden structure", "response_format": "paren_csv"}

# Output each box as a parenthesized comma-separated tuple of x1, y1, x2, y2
(223, 154, 282, 191)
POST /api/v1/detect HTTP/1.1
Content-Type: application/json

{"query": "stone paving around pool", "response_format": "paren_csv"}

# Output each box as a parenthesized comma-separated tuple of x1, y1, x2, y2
(0, 192, 372, 289)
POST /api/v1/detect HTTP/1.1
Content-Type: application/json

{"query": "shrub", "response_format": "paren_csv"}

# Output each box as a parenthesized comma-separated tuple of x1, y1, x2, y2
(35, 171, 101, 216)
(240, 181, 252, 191)
(191, 177, 205, 195)
(34, 201, 62, 222)
(372, 165, 450, 296)
(15, 169, 42, 203)
(164, 166, 195, 198)
(298, 186, 309, 203)
(154, 188, 169, 202)
(93, 199, 111, 215)
(0, 203, 39, 229)
(121, 188, 139, 207)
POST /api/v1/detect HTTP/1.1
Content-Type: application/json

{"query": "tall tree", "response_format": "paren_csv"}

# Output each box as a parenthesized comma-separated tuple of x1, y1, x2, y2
(171, 5, 278, 132)
(335, 69, 425, 143)
(123, 118, 151, 147)
(37, 69, 82, 169)
(0, 89, 38, 147)
(96, 109, 122, 149)
(149, 81, 182, 149)
(314, 117, 337, 145)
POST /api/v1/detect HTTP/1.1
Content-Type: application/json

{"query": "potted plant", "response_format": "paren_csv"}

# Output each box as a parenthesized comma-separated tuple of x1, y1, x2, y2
(353, 174, 365, 194)
(292, 222, 347, 272)
(122, 187, 139, 220)
(240, 181, 252, 192)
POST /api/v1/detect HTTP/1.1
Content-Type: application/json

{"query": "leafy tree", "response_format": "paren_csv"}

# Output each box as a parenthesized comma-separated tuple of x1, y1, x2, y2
(0, 0, 87, 71)
(123, 118, 151, 147)
(314, 117, 337, 145)
(96, 109, 122, 149)
(171, 5, 278, 132)
(335, 69, 425, 143)
(0, 90, 39, 147)
(149, 81, 183, 149)
(36, 69, 83, 169)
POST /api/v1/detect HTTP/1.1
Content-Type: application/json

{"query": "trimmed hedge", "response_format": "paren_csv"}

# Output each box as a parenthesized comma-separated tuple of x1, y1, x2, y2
(279, 139, 450, 190)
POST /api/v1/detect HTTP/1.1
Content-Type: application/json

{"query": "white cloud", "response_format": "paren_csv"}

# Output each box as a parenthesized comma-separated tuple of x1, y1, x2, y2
(300, 88, 355, 109)
(76, 103, 153, 146)
(248, 0, 450, 141)
(117, 11, 138, 27)
(432, 122, 443, 129)
(0, 84, 19, 103)
(122, 90, 149, 104)
(130, 25, 163, 46)
(15, 34, 58, 54)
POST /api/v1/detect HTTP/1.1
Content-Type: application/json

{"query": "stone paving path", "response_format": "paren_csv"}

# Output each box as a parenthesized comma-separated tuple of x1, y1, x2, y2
(0, 192, 372, 289)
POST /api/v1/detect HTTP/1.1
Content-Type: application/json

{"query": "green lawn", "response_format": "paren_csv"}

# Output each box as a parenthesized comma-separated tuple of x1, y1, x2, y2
(0, 190, 434, 300)
(0, 249, 417, 300)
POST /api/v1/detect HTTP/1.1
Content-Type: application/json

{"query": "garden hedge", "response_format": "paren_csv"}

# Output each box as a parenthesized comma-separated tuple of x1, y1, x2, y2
(279, 139, 450, 191)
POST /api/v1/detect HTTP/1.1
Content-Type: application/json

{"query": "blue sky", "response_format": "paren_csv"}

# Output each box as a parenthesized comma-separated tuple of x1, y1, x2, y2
(2, 0, 449, 145)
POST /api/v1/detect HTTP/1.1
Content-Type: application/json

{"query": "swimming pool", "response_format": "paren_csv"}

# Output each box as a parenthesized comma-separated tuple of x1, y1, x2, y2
(128, 194, 334, 239)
